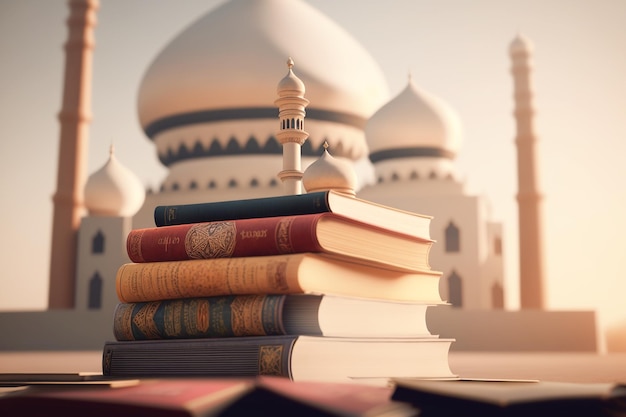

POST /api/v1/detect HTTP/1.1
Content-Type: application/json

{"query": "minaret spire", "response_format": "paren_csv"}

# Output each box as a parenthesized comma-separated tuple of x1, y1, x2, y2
(49, 0, 99, 308)
(509, 34, 546, 309)
(275, 58, 309, 195)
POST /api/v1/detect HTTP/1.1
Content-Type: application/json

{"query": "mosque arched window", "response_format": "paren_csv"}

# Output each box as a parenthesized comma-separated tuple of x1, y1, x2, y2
(391, 172, 400, 181)
(189, 181, 198, 190)
(88, 271, 103, 309)
(172, 182, 180, 191)
(448, 270, 462, 307)
(250, 178, 259, 187)
(228, 179, 238, 188)
(92, 230, 104, 254)
(491, 281, 504, 309)
(269, 178, 278, 187)
(410, 170, 419, 180)
(445, 221, 460, 252)
(429, 171, 437, 179)
(494, 236, 502, 255)
(208, 180, 217, 189)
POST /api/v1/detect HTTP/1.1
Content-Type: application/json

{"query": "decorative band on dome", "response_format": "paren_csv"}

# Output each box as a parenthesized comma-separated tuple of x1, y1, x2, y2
(158, 136, 347, 166)
(369, 147, 455, 163)
(144, 107, 368, 139)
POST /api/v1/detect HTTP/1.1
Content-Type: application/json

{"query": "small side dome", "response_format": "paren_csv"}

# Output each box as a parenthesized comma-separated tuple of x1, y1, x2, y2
(509, 33, 533, 56)
(303, 143, 357, 196)
(84, 146, 146, 217)
(277, 58, 305, 97)
(366, 75, 462, 160)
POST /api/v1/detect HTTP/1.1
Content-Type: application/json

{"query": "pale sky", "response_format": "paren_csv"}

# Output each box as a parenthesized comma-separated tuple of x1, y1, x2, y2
(1, 0, 625, 344)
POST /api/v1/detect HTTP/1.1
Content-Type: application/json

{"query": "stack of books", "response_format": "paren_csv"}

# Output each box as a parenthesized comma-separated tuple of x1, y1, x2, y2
(102, 190, 456, 385)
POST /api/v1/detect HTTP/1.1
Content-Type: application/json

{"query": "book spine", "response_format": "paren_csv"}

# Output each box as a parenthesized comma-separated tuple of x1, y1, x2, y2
(113, 295, 289, 341)
(154, 191, 330, 226)
(115, 256, 303, 303)
(127, 214, 325, 263)
(102, 336, 297, 378)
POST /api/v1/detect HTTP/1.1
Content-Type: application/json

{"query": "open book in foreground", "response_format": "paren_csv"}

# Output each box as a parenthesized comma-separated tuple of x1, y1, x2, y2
(391, 378, 626, 417)
(0, 376, 417, 417)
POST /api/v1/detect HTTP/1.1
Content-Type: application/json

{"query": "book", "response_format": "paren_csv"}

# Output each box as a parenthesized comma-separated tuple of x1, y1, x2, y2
(127, 212, 433, 272)
(102, 336, 456, 385)
(390, 378, 626, 417)
(115, 253, 444, 304)
(154, 189, 432, 240)
(0, 376, 417, 417)
(112, 294, 436, 341)
(0, 373, 138, 387)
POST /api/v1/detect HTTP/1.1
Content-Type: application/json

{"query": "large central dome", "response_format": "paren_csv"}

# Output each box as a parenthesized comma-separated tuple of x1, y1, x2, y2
(139, 0, 389, 127)
(137, 0, 390, 189)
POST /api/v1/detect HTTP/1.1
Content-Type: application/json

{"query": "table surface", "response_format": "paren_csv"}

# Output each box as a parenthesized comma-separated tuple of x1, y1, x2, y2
(1, 350, 625, 383)
(449, 352, 626, 383)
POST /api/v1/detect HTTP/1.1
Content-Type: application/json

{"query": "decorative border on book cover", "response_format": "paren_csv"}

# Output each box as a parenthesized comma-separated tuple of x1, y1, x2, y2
(275, 217, 295, 253)
(258, 345, 284, 376)
(185, 222, 237, 259)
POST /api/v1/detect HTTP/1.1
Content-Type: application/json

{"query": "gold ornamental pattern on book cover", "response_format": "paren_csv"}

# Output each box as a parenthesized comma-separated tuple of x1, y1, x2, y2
(116, 256, 297, 303)
(185, 222, 237, 259)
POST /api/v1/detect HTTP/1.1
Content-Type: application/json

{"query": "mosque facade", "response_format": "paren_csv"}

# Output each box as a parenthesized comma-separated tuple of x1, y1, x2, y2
(76, 0, 505, 315)
(2, 0, 601, 353)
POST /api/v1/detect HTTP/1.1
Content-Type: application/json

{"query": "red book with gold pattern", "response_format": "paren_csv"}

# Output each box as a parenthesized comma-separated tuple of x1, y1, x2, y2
(126, 213, 433, 273)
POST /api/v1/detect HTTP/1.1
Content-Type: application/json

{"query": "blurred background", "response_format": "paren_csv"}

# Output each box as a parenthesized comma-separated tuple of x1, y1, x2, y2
(0, 0, 625, 349)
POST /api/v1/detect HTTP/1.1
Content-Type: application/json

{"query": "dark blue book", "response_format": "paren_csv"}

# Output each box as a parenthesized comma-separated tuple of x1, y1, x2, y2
(153, 190, 432, 240)
(102, 335, 455, 383)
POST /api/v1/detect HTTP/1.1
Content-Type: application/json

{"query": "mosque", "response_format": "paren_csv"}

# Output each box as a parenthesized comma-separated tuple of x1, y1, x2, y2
(0, 0, 599, 352)
(113, 0, 504, 311)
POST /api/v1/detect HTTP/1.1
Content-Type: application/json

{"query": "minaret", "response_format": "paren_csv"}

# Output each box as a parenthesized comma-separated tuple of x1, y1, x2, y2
(49, 0, 99, 309)
(509, 34, 546, 309)
(275, 58, 309, 195)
